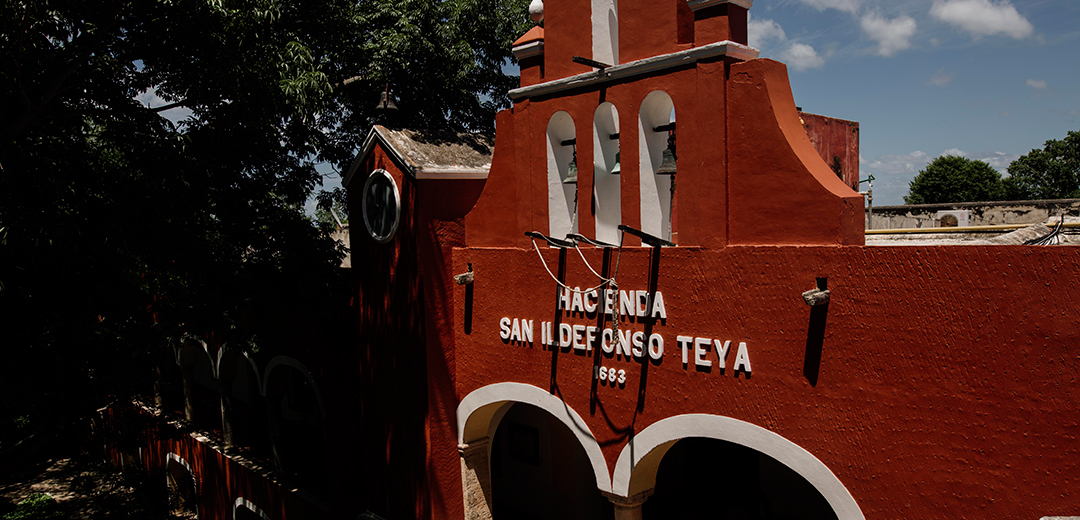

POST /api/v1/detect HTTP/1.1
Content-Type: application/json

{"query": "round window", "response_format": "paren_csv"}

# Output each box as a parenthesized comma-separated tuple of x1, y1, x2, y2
(361, 169, 401, 243)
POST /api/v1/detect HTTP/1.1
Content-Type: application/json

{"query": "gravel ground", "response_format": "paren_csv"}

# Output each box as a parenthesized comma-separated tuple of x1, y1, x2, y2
(0, 452, 189, 519)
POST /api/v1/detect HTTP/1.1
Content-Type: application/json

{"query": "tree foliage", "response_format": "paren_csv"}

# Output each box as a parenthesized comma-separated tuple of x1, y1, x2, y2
(1003, 130, 1080, 200)
(0, 0, 529, 445)
(904, 155, 1005, 205)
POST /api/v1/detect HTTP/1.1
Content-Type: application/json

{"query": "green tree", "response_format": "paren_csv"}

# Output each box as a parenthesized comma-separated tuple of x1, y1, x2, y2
(1003, 130, 1080, 200)
(904, 155, 1005, 205)
(0, 0, 529, 450)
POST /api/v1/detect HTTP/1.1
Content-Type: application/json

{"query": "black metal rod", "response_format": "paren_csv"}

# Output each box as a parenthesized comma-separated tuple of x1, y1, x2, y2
(526, 231, 576, 248)
(618, 225, 675, 247)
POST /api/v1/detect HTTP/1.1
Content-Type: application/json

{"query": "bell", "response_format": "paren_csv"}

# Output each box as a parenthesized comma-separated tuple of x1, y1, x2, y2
(610, 151, 621, 175)
(375, 86, 398, 112)
(564, 151, 578, 184)
(656, 147, 677, 175)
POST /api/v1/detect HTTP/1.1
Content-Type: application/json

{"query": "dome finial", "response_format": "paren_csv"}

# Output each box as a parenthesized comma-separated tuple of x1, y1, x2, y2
(528, 0, 544, 24)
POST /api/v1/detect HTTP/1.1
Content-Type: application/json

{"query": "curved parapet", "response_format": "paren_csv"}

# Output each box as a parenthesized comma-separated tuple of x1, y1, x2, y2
(727, 58, 864, 245)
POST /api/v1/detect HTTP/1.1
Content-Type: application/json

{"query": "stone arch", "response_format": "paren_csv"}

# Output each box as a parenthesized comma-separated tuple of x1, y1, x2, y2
(166, 452, 199, 518)
(262, 356, 327, 492)
(457, 382, 611, 493)
(218, 348, 268, 452)
(593, 102, 622, 244)
(611, 414, 864, 520)
(547, 111, 578, 241)
(233, 497, 271, 520)
(638, 90, 676, 243)
(177, 336, 221, 428)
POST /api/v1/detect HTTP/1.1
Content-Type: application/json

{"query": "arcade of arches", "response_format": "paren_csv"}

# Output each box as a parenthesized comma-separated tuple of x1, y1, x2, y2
(460, 393, 846, 520)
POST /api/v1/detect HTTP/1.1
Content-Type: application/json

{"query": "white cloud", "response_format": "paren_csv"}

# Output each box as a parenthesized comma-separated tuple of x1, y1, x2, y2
(1026, 79, 1047, 89)
(942, 148, 966, 157)
(798, 0, 861, 14)
(861, 13, 917, 57)
(930, 0, 1034, 40)
(748, 16, 787, 48)
(747, 16, 824, 71)
(967, 150, 1019, 171)
(781, 43, 826, 70)
(863, 150, 931, 177)
(926, 68, 955, 87)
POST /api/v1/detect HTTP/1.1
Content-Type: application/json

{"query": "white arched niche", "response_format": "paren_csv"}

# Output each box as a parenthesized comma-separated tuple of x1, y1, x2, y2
(611, 414, 865, 520)
(592, 0, 618, 65)
(457, 382, 612, 493)
(593, 103, 621, 244)
(638, 91, 675, 243)
(547, 111, 578, 241)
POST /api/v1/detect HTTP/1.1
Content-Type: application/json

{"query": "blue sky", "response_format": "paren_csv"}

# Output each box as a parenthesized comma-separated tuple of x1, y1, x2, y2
(748, 0, 1080, 204)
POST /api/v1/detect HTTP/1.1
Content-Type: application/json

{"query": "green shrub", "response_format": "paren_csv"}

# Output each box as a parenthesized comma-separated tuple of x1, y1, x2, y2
(1, 494, 65, 520)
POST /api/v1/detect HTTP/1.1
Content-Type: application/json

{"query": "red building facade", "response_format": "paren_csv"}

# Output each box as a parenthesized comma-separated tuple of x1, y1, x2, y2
(346, 0, 1080, 519)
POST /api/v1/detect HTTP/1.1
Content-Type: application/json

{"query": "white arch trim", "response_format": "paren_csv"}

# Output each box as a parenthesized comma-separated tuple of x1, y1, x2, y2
(261, 355, 326, 419)
(233, 497, 271, 520)
(612, 414, 864, 520)
(457, 382, 612, 493)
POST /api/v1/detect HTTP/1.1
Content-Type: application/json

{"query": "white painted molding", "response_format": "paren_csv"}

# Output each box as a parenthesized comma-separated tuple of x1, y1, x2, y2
(687, 0, 753, 11)
(610, 414, 864, 520)
(233, 497, 272, 520)
(508, 40, 759, 101)
(457, 382, 612, 493)
(513, 40, 545, 60)
(261, 356, 326, 421)
(414, 168, 489, 180)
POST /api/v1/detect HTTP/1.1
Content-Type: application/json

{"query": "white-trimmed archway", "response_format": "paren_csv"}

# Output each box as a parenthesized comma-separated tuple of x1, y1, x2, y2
(261, 355, 326, 418)
(233, 497, 271, 520)
(457, 382, 612, 493)
(611, 413, 864, 520)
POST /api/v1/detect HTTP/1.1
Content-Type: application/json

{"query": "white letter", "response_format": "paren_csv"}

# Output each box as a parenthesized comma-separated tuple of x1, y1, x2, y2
(522, 320, 534, 344)
(571, 288, 585, 313)
(573, 325, 587, 351)
(511, 318, 521, 342)
(499, 317, 511, 339)
(677, 336, 693, 365)
(560, 323, 573, 348)
(733, 342, 752, 373)
(648, 333, 664, 360)
(714, 340, 731, 369)
(631, 331, 645, 358)
(620, 290, 634, 318)
(586, 326, 597, 351)
(559, 288, 571, 310)
(602, 329, 615, 353)
(604, 289, 616, 315)
(541, 321, 552, 346)
(636, 291, 648, 317)
(584, 290, 598, 313)
(695, 337, 712, 368)
(651, 292, 667, 319)
(618, 330, 633, 358)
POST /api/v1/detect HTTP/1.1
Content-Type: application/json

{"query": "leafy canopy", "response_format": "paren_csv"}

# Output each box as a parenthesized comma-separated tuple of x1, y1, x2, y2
(1003, 130, 1080, 200)
(904, 155, 1005, 205)
(0, 0, 529, 442)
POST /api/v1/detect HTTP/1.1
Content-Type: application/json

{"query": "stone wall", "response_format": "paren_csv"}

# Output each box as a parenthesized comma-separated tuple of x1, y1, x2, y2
(868, 198, 1080, 229)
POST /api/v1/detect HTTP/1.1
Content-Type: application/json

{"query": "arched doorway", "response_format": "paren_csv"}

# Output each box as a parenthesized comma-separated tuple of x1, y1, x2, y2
(612, 414, 864, 520)
(490, 403, 614, 520)
(643, 437, 837, 520)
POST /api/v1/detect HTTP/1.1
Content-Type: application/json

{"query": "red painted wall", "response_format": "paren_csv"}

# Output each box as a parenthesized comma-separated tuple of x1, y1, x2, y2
(799, 111, 860, 190)
(449, 245, 1080, 519)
